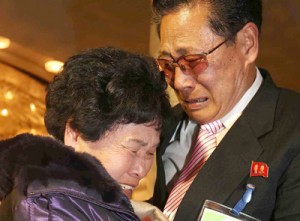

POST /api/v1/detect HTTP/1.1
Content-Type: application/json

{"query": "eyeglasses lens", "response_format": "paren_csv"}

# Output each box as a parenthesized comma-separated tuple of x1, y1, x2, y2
(158, 54, 208, 79)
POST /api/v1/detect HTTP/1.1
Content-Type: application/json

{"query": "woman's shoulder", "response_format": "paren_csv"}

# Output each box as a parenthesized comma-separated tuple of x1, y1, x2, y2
(0, 133, 139, 220)
(19, 187, 138, 220)
(1, 186, 138, 221)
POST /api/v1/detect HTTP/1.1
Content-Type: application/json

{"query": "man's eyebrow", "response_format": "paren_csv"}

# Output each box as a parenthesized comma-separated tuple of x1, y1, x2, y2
(158, 47, 195, 58)
(158, 50, 171, 58)
(176, 48, 190, 55)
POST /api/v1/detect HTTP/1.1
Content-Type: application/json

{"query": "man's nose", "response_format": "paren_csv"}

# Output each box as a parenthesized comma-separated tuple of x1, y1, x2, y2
(173, 67, 195, 92)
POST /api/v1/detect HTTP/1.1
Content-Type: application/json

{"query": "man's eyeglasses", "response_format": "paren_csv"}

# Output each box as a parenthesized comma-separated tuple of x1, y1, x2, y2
(157, 39, 228, 80)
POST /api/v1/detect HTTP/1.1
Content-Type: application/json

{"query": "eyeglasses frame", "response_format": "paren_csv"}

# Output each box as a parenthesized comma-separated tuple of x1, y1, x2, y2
(157, 38, 229, 78)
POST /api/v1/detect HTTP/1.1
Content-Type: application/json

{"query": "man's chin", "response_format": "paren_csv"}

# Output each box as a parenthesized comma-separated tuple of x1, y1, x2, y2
(186, 111, 212, 124)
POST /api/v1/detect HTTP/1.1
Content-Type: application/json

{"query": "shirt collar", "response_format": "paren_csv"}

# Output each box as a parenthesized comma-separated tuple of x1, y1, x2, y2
(220, 67, 263, 129)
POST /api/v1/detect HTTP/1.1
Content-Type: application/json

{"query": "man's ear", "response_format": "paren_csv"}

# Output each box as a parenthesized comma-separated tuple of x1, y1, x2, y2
(237, 22, 259, 65)
(64, 122, 80, 150)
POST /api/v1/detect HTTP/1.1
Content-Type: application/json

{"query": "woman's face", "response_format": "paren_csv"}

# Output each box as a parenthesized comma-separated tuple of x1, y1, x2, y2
(75, 123, 160, 198)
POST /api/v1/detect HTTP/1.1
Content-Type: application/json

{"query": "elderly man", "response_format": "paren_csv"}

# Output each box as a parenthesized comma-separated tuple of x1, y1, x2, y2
(151, 0, 300, 220)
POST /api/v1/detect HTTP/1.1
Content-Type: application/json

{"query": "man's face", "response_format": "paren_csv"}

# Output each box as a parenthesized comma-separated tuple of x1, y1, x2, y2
(159, 5, 253, 124)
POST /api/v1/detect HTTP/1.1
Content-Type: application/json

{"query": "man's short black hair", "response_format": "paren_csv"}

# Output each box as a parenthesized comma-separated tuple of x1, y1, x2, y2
(152, 0, 262, 40)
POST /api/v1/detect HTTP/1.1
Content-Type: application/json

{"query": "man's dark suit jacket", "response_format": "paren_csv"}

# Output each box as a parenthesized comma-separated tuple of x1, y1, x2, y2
(153, 69, 300, 221)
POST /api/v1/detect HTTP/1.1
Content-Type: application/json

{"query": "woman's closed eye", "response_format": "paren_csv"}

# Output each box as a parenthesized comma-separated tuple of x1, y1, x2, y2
(121, 145, 139, 154)
(146, 151, 155, 156)
(146, 145, 158, 158)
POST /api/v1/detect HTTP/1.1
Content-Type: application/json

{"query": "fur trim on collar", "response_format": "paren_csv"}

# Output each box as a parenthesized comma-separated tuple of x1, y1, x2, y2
(0, 133, 123, 204)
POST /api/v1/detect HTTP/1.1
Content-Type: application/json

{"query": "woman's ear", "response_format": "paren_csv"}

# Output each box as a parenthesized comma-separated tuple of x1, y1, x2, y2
(64, 122, 80, 150)
(237, 22, 259, 65)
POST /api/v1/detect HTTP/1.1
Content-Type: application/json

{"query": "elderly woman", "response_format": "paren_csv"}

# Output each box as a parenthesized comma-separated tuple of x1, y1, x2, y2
(0, 47, 171, 220)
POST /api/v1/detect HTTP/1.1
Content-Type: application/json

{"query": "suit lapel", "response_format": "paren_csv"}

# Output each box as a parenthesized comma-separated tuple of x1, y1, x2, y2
(174, 70, 280, 221)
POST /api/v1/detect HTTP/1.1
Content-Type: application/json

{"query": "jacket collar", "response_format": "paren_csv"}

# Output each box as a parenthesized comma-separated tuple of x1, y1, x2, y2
(0, 133, 132, 210)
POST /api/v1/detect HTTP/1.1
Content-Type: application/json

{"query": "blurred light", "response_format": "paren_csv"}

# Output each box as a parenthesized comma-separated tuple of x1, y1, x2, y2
(0, 36, 11, 49)
(1, 109, 8, 117)
(45, 60, 64, 73)
(30, 129, 37, 134)
(30, 103, 36, 112)
(5, 91, 14, 100)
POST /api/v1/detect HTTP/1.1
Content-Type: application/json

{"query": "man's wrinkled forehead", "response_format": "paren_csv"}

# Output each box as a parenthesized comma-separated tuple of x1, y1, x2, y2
(158, 4, 213, 57)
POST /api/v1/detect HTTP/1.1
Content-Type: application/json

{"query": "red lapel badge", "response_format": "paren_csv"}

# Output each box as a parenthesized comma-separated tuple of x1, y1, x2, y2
(250, 161, 269, 178)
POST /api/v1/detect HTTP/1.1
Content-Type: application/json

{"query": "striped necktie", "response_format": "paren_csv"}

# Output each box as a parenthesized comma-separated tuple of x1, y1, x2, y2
(163, 120, 224, 221)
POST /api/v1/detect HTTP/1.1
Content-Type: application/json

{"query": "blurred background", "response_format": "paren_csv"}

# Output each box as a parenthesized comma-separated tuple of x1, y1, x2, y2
(0, 0, 299, 199)
(0, 0, 152, 139)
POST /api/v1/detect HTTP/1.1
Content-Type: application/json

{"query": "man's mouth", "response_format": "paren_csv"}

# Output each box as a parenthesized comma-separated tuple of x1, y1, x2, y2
(184, 97, 208, 104)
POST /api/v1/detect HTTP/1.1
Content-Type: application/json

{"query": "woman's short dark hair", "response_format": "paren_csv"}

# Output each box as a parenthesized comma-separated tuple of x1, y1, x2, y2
(44, 47, 171, 142)
(152, 0, 262, 41)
